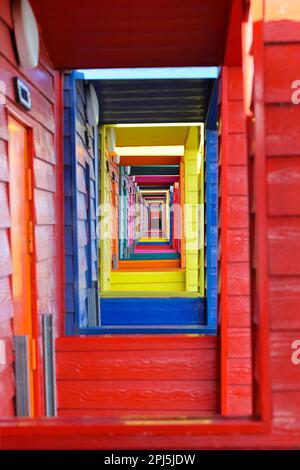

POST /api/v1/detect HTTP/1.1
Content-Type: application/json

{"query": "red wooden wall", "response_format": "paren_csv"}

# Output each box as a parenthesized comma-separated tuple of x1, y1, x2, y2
(219, 66, 253, 417)
(56, 336, 220, 418)
(263, 0, 300, 435)
(0, 0, 63, 417)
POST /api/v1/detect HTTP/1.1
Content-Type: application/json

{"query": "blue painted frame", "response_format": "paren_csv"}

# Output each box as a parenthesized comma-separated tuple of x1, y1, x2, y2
(67, 79, 218, 336)
(64, 71, 99, 335)
(64, 71, 82, 334)
(205, 80, 218, 333)
(205, 129, 218, 331)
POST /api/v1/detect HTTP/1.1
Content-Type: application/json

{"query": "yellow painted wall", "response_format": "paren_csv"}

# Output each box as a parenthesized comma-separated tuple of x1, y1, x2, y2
(110, 270, 186, 292)
(198, 126, 205, 296)
(99, 125, 112, 292)
(184, 126, 201, 292)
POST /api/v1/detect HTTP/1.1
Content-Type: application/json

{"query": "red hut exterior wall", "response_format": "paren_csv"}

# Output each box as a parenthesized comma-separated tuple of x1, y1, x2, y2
(262, 0, 300, 436)
(0, 0, 299, 450)
(0, 0, 63, 417)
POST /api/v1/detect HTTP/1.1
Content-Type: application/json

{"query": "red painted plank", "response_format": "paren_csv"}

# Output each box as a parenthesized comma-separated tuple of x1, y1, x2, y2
(0, 365, 15, 410)
(268, 217, 300, 275)
(273, 391, 300, 433)
(0, 276, 13, 322)
(227, 228, 249, 262)
(226, 385, 252, 416)
(0, 139, 9, 181)
(270, 331, 300, 391)
(0, 56, 55, 132)
(34, 124, 55, 164)
(0, 20, 54, 101)
(228, 101, 246, 133)
(0, 182, 10, 228)
(34, 159, 56, 193)
(56, 349, 219, 381)
(269, 276, 300, 330)
(264, 0, 300, 43)
(0, 105, 8, 141)
(36, 259, 56, 316)
(57, 379, 219, 411)
(227, 133, 247, 165)
(227, 263, 250, 295)
(58, 409, 219, 419)
(227, 295, 251, 327)
(267, 156, 300, 216)
(227, 327, 252, 358)
(266, 105, 300, 156)
(228, 67, 243, 101)
(35, 226, 55, 262)
(0, 229, 11, 277)
(265, 44, 300, 103)
(227, 195, 249, 228)
(34, 189, 55, 225)
(56, 336, 219, 352)
(227, 165, 248, 195)
(227, 358, 252, 385)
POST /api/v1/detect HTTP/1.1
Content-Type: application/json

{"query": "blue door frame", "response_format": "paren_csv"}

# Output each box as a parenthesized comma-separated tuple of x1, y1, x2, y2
(65, 79, 218, 335)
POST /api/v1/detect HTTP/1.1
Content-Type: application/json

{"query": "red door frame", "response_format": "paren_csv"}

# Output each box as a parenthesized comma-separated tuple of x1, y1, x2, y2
(7, 109, 42, 418)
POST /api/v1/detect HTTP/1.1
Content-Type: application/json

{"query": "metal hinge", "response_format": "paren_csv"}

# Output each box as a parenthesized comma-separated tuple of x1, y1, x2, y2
(28, 220, 34, 253)
(27, 168, 33, 200)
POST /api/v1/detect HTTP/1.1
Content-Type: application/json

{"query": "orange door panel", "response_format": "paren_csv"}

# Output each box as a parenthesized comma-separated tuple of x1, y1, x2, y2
(8, 116, 36, 416)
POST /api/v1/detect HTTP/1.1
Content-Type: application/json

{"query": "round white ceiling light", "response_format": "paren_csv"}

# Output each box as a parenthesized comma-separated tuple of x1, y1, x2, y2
(86, 84, 99, 127)
(12, 0, 40, 68)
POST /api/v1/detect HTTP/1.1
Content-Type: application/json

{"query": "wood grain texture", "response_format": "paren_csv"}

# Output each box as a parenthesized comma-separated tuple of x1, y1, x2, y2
(273, 391, 300, 433)
(57, 349, 219, 381)
(265, 45, 300, 103)
(227, 133, 247, 165)
(0, 276, 13, 322)
(266, 105, 300, 156)
(269, 276, 300, 330)
(57, 336, 220, 417)
(227, 296, 251, 327)
(226, 384, 253, 416)
(35, 226, 55, 262)
(34, 189, 56, 226)
(268, 217, 300, 275)
(227, 165, 248, 195)
(227, 229, 249, 262)
(0, 182, 10, 228)
(228, 101, 246, 133)
(57, 380, 219, 412)
(227, 195, 249, 228)
(0, 229, 11, 277)
(227, 262, 250, 295)
(267, 156, 300, 216)
(227, 327, 252, 358)
(56, 336, 218, 352)
(0, 140, 9, 181)
(34, 159, 56, 193)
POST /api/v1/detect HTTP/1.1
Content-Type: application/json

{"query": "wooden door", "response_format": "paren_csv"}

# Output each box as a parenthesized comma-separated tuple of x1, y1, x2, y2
(8, 116, 36, 416)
